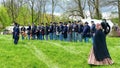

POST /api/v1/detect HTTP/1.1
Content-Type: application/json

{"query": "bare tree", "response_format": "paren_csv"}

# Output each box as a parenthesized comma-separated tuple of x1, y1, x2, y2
(28, 0, 35, 23)
(94, 0, 101, 19)
(102, 0, 120, 25)
(42, 0, 47, 23)
(51, 0, 59, 22)
(88, 0, 95, 18)
(64, 0, 87, 19)
(76, 0, 85, 18)
(2, 0, 26, 23)
(2, 0, 6, 7)
(87, 0, 102, 19)
(118, 0, 120, 25)
(34, 0, 43, 23)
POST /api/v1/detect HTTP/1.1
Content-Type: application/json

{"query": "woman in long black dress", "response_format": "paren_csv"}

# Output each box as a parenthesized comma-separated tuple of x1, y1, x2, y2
(88, 23, 113, 65)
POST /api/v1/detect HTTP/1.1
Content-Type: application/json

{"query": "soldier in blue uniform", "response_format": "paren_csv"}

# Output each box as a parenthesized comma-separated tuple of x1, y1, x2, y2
(38, 23, 42, 40)
(72, 21, 78, 42)
(77, 21, 84, 42)
(56, 23, 60, 40)
(67, 21, 72, 42)
(41, 23, 45, 40)
(90, 21, 96, 43)
(31, 23, 37, 40)
(27, 24, 31, 40)
(59, 22, 64, 41)
(49, 22, 53, 40)
(83, 22, 90, 43)
(36, 24, 40, 40)
(45, 23, 49, 40)
(63, 23, 68, 41)
(53, 22, 57, 40)
(21, 26, 26, 40)
(38, 23, 45, 40)
(13, 22, 20, 44)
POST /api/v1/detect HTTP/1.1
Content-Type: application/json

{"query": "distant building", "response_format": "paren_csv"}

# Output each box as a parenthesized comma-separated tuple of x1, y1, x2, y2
(1, 26, 28, 35)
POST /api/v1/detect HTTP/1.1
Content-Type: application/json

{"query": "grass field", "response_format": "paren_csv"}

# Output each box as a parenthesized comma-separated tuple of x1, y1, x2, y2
(0, 35, 120, 68)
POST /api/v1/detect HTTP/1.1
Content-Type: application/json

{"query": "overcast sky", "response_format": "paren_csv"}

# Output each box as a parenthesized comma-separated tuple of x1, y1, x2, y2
(0, 0, 118, 17)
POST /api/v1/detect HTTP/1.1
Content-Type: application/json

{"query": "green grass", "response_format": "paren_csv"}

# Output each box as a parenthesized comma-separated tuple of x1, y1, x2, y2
(0, 35, 120, 68)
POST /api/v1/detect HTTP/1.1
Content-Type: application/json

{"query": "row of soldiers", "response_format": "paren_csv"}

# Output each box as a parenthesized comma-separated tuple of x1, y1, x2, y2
(20, 21, 96, 43)
(13, 19, 111, 44)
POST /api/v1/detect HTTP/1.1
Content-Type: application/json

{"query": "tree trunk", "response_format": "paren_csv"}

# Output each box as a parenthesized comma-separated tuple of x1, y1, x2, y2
(11, 0, 15, 22)
(94, 0, 101, 19)
(52, 0, 55, 22)
(41, 0, 46, 23)
(118, 0, 120, 26)
(88, 0, 93, 19)
(96, 0, 99, 19)
(3, 0, 6, 7)
(78, 0, 85, 19)
(31, 2, 34, 23)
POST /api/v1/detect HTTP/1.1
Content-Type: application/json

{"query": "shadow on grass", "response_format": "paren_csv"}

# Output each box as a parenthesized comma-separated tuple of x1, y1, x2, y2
(89, 63, 115, 68)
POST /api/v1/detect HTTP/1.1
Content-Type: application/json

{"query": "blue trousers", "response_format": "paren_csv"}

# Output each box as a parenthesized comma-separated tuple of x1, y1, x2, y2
(64, 38, 67, 41)
(14, 36, 19, 44)
(59, 34, 63, 41)
(67, 33, 72, 42)
(84, 37, 89, 43)
(32, 35, 36, 40)
(39, 34, 43, 40)
(42, 35, 44, 40)
(28, 35, 30, 40)
(49, 33, 53, 40)
(53, 32, 57, 40)
(56, 35, 59, 40)
(91, 37, 94, 44)
(78, 33, 82, 42)
(45, 35, 48, 40)
(72, 32, 77, 42)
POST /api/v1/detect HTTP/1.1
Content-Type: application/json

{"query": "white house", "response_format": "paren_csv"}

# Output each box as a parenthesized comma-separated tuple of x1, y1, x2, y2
(81, 19, 114, 28)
